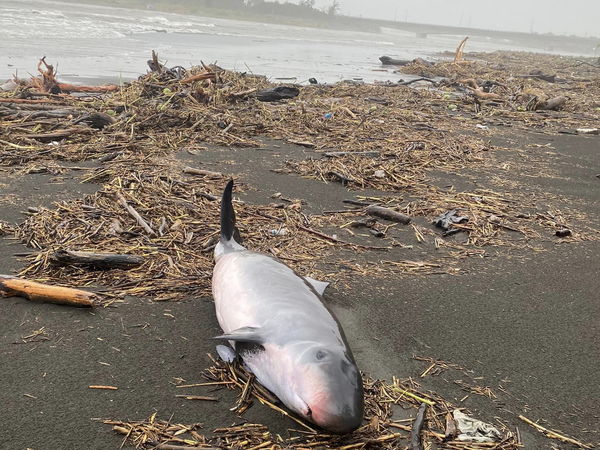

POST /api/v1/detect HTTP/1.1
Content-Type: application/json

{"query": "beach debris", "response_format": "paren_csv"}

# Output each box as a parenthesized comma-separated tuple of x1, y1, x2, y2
(454, 36, 469, 63)
(535, 96, 567, 111)
(518, 415, 593, 449)
(410, 403, 428, 450)
(379, 56, 434, 67)
(72, 112, 116, 130)
(255, 86, 299, 102)
(105, 358, 521, 449)
(50, 249, 144, 270)
(453, 410, 502, 443)
(433, 210, 468, 231)
(89, 385, 118, 390)
(555, 228, 572, 237)
(576, 128, 599, 135)
(0, 275, 97, 307)
(365, 205, 411, 224)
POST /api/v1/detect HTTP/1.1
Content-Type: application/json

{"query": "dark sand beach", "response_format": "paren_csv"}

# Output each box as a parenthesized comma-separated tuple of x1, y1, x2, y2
(0, 6, 599, 444)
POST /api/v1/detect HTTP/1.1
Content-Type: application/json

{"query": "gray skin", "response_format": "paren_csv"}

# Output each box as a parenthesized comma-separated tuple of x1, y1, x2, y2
(212, 185, 364, 433)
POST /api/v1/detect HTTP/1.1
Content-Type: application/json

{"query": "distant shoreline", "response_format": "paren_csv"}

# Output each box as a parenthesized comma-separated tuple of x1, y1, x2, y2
(56, 0, 599, 56)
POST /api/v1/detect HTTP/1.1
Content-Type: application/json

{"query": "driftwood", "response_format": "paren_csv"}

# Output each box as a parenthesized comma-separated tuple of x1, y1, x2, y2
(454, 37, 469, 63)
(365, 205, 411, 224)
(535, 96, 567, 111)
(398, 77, 437, 86)
(323, 151, 380, 158)
(410, 403, 428, 450)
(179, 72, 217, 84)
(51, 249, 144, 270)
(469, 87, 501, 100)
(182, 167, 223, 178)
(0, 275, 96, 307)
(116, 193, 156, 235)
(21, 126, 92, 142)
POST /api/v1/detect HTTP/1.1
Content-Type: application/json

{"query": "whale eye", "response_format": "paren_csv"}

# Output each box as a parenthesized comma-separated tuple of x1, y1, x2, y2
(315, 350, 327, 361)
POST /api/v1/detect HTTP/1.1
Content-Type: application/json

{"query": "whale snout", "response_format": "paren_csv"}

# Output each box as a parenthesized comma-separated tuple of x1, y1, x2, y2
(310, 400, 363, 434)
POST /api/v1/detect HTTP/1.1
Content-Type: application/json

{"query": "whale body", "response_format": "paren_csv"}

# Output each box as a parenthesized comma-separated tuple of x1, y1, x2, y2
(211, 180, 364, 433)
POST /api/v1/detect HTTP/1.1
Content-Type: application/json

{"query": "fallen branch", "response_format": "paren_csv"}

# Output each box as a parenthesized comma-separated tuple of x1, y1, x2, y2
(116, 193, 156, 235)
(51, 249, 144, 270)
(0, 275, 97, 307)
(398, 77, 437, 86)
(182, 167, 223, 178)
(21, 126, 92, 142)
(179, 72, 217, 84)
(518, 415, 592, 449)
(365, 205, 411, 225)
(297, 225, 389, 250)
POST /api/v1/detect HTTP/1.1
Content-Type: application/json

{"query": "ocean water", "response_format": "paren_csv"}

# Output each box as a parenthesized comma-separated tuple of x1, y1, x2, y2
(0, 0, 568, 83)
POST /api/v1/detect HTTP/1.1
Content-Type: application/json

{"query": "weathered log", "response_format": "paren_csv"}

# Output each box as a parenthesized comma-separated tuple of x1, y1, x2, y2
(182, 167, 223, 178)
(51, 249, 144, 270)
(56, 82, 119, 93)
(0, 275, 96, 307)
(365, 205, 411, 224)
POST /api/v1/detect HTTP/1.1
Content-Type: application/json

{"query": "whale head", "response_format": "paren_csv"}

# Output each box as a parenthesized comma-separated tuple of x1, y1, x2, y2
(289, 345, 364, 434)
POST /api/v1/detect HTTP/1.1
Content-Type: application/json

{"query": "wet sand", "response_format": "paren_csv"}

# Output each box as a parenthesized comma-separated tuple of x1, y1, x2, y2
(0, 129, 598, 448)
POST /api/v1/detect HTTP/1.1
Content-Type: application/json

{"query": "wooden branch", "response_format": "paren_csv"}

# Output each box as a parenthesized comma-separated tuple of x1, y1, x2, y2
(57, 82, 119, 93)
(0, 98, 66, 105)
(0, 275, 96, 307)
(21, 126, 92, 142)
(365, 205, 411, 224)
(398, 77, 437, 86)
(51, 249, 144, 270)
(518, 415, 592, 449)
(179, 72, 216, 84)
(116, 193, 156, 235)
(182, 167, 223, 178)
(324, 151, 380, 158)
(410, 403, 428, 450)
(297, 225, 389, 250)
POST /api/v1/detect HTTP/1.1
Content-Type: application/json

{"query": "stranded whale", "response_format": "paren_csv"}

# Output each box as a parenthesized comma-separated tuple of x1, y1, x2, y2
(211, 180, 364, 433)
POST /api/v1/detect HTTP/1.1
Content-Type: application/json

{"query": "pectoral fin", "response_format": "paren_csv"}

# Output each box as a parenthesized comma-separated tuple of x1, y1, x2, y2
(304, 276, 330, 296)
(216, 344, 237, 363)
(213, 326, 264, 344)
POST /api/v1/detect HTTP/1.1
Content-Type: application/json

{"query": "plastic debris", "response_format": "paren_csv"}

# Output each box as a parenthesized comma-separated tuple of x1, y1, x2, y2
(433, 210, 468, 231)
(453, 410, 502, 443)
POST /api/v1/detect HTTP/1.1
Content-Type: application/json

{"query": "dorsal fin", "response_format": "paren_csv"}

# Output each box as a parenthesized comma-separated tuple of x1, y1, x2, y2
(220, 179, 236, 242)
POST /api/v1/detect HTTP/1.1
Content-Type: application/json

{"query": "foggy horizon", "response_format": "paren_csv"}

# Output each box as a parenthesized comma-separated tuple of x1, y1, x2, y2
(297, 0, 600, 38)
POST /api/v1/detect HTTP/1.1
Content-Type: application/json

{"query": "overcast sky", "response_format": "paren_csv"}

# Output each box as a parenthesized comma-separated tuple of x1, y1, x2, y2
(303, 0, 599, 37)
